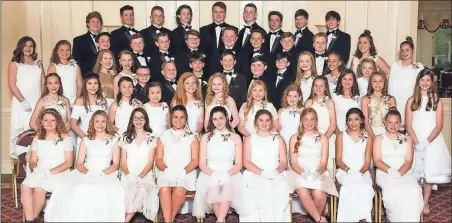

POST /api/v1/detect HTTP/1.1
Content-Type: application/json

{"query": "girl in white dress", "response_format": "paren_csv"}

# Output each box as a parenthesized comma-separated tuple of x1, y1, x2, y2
(278, 84, 304, 150)
(204, 73, 240, 130)
(8, 36, 45, 158)
(241, 109, 291, 222)
(373, 108, 423, 222)
(238, 80, 278, 136)
(193, 106, 245, 221)
(143, 82, 169, 137)
(287, 108, 338, 223)
(156, 105, 200, 222)
(29, 73, 71, 132)
(294, 51, 318, 104)
(114, 50, 137, 96)
(47, 40, 82, 105)
(45, 110, 124, 222)
(94, 49, 117, 103)
(335, 108, 374, 222)
(21, 108, 73, 222)
(388, 37, 425, 124)
(71, 73, 109, 153)
(305, 76, 337, 176)
(405, 69, 451, 214)
(120, 108, 159, 222)
(347, 30, 390, 76)
(356, 58, 377, 97)
(362, 72, 397, 138)
(171, 72, 204, 135)
(323, 52, 344, 97)
(333, 69, 361, 132)
(108, 76, 142, 135)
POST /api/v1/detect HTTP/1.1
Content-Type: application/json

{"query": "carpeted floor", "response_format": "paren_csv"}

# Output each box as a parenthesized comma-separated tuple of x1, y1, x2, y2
(2, 183, 451, 222)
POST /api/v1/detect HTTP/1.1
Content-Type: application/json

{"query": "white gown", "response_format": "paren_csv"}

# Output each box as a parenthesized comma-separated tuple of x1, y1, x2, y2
(186, 100, 203, 134)
(143, 102, 169, 137)
(411, 96, 451, 183)
(388, 61, 424, 124)
(357, 77, 369, 97)
(54, 62, 78, 105)
(239, 102, 278, 135)
(279, 108, 301, 151)
(44, 137, 125, 222)
(299, 77, 314, 104)
(115, 99, 142, 135)
(121, 135, 159, 220)
(324, 73, 339, 97)
(193, 130, 245, 218)
(335, 131, 374, 222)
(205, 101, 232, 120)
(240, 134, 291, 222)
(21, 137, 73, 192)
(9, 61, 42, 158)
(376, 133, 423, 222)
(333, 95, 361, 132)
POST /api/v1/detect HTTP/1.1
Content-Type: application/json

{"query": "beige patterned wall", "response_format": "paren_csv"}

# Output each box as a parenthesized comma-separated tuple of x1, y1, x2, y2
(2, 1, 449, 174)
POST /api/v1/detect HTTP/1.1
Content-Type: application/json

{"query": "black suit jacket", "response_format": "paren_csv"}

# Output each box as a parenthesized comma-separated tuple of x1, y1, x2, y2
(141, 25, 172, 56)
(206, 47, 240, 78)
(175, 48, 208, 77)
(236, 23, 267, 51)
(226, 72, 247, 108)
(237, 48, 276, 83)
(149, 51, 175, 82)
(264, 29, 284, 54)
(73, 32, 98, 76)
(200, 22, 238, 54)
(110, 26, 136, 58)
(171, 25, 190, 54)
(294, 27, 315, 55)
(269, 69, 296, 109)
(159, 79, 176, 106)
(326, 29, 351, 64)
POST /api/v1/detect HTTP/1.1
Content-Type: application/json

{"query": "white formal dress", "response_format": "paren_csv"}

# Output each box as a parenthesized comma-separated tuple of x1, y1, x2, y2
(376, 133, 423, 222)
(9, 61, 42, 157)
(299, 77, 314, 104)
(240, 134, 291, 222)
(45, 137, 125, 222)
(115, 99, 142, 135)
(121, 135, 159, 220)
(239, 102, 278, 135)
(357, 77, 369, 97)
(411, 96, 451, 183)
(186, 100, 203, 134)
(388, 61, 424, 124)
(333, 95, 361, 132)
(324, 73, 339, 97)
(143, 102, 169, 137)
(54, 61, 78, 105)
(205, 101, 232, 120)
(193, 130, 245, 218)
(336, 131, 374, 222)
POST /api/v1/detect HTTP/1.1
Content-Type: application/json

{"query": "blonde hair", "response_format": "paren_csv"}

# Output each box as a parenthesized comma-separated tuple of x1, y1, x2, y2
(306, 76, 332, 101)
(171, 72, 203, 107)
(367, 71, 389, 96)
(294, 108, 318, 153)
(244, 80, 268, 119)
(86, 110, 116, 140)
(295, 51, 318, 85)
(93, 49, 117, 74)
(281, 84, 304, 109)
(356, 58, 377, 78)
(205, 73, 229, 106)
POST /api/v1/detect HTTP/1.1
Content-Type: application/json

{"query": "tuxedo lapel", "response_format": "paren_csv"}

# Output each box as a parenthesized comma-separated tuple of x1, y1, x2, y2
(123, 27, 132, 40)
(327, 30, 341, 52)
(271, 36, 281, 53)
(86, 33, 97, 54)
(165, 83, 175, 93)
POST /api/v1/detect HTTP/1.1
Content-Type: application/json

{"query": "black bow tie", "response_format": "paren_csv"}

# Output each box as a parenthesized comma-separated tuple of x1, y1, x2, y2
(269, 31, 279, 35)
(315, 53, 326, 58)
(224, 72, 233, 76)
(277, 72, 284, 78)
(90, 33, 98, 39)
(224, 49, 235, 54)
(134, 52, 144, 57)
(190, 49, 199, 53)
(153, 26, 163, 32)
(253, 76, 260, 80)
(161, 52, 169, 57)
(295, 29, 304, 35)
(214, 23, 224, 28)
(126, 27, 138, 32)
(168, 80, 176, 85)
(327, 30, 337, 36)
(184, 25, 192, 30)
(244, 25, 251, 29)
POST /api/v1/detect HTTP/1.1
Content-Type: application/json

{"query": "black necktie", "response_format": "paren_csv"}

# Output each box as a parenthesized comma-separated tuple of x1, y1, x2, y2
(154, 26, 163, 32)
(315, 53, 325, 58)
(90, 33, 98, 39)
(327, 30, 337, 36)
(191, 49, 198, 53)
(134, 52, 144, 57)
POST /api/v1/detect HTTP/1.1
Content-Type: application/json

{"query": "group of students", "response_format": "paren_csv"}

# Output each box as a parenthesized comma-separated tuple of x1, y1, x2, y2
(8, 1, 452, 223)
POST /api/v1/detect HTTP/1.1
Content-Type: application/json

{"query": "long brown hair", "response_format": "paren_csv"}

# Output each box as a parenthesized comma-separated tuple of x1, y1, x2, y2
(281, 84, 304, 109)
(294, 108, 318, 153)
(244, 80, 268, 119)
(206, 106, 232, 141)
(11, 36, 38, 63)
(86, 110, 116, 140)
(306, 76, 332, 101)
(50, 40, 74, 64)
(410, 68, 439, 111)
(171, 72, 203, 107)
(36, 108, 68, 140)
(93, 49, 117, 74)
(81, 72, 107, 113)
(205, 73, 229, 106)
(41, 73, 64, 98)
(295, 51, 318, 85)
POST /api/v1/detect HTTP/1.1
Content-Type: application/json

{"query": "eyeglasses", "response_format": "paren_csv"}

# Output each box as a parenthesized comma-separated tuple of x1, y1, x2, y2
(133, 117, 145, 121)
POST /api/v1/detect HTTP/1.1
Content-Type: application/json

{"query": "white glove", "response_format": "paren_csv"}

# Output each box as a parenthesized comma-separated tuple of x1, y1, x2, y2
(20, 100, 32, 112)
(387, 168, 401, 179)
(311, 170, 323, 181)
(261, 169, 278, 180)
(300, 170, 311, 180)
(415, 140, 430, 152)
(212, 172, 230, 185)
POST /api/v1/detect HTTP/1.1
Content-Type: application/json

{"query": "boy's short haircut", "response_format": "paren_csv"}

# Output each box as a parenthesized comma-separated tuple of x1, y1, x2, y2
(250, 55, 267, 66)
(188, 52, 206, 63)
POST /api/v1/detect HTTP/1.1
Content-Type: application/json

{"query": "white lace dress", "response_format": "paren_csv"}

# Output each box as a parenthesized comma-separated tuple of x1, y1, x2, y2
(376, 134, 424, 222)
(239, 102, 278, 135)
(9, 61, 42, 157)
(121, 135, 159, 220)
(411, 96, 451, 183)
(333, 95, 361, 132)
(335, 132, 374, 222)
(193, 131, 245, 218)
(240, 134, 291, 222)
(54, 61, 78, 105)
(44, 137, 125, 222)
(143, 102, 169, 137)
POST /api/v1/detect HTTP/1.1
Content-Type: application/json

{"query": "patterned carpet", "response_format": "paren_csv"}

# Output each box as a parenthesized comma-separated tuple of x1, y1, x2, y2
(2, 183, 451, 222)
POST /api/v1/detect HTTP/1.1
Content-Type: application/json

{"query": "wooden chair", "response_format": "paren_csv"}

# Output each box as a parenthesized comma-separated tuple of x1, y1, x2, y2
(13, 130, 36, 208)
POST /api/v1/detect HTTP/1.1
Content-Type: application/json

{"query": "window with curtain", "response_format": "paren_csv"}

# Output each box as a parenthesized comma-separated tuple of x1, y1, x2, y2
(434, 29, 452, 69)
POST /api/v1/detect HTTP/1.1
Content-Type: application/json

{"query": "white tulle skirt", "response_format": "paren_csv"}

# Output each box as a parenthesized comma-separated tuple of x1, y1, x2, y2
(122, 175, 159, 220)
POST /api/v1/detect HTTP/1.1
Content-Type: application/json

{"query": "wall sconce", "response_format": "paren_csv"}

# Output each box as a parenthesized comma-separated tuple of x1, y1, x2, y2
(315, 24, 327, 33)
(418, 20, 426, 29)
(440, 19, 450, 29)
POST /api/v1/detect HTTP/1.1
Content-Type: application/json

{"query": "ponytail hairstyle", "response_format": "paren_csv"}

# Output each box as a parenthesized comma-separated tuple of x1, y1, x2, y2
(354, 29, 377, 59)
(384, 107, 401, 122)
(294, 108, 318, 153)
(400, 36, 414, 50)
(410, 68, 439, 112)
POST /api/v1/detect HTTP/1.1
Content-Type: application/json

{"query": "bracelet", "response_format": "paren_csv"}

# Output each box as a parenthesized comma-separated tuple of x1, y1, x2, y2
(345, 167, 350, 173)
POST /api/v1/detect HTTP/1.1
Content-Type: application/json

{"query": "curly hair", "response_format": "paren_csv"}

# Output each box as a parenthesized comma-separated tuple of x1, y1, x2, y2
(356, 58, 377, 78)
(36, 108, 68, 140)
(244, 80, 268, 120)
(294, 108, 318, 154)
(11, 36, 38, 63)
(281, 84, 304, 109)
(295, 51, 318, 86)
(205, 73, 229, 106)
(49, 40, 74, 64)
(86, 110, 116, 140)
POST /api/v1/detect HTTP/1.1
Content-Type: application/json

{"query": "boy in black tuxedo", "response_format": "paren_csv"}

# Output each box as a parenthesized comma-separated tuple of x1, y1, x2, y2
(220, 52, 247, 108)
(171, 5, 194, 54)
(73, 11, 103, 77)
(325, 10, 351, 64)
(134, 66, 151, 103)
(313, 33, 329, 75)
(200, 2, 238, 53)
(188, 53, 208, 98)
(141, 6, 172, 56)
(293, 9, 314, 55)
(206, 27, 240, 76)
(278, 32, 298, 75)
(91, 32, 111, 71)
(175, 30, 207, 77)
(130, 34, 151, 70)
(265, 11, 284, 54)
(110, 5, 139, 58)
(158, 61, 178, 105)
(236, 3, 267, 51)
(271, 52, 296, 109)
(150, 32, 175, 82)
